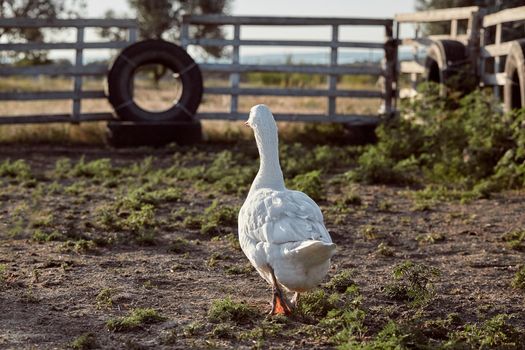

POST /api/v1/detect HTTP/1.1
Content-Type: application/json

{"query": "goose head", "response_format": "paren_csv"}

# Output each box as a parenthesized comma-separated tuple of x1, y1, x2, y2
(245, 104, 278, 136)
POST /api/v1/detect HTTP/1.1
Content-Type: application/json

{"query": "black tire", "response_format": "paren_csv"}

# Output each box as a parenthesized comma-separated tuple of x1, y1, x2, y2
(107, 39, 203, 122)
(425, 40, 472, 93)
(504, 39, 525, 112)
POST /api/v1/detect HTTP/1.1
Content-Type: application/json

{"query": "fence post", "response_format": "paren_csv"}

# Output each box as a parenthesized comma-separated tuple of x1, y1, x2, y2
(384, 22, 395, 117)
(72, 26, 84, 123)
(450, 19, 458, 38)
(493, 23, 502, 98)
(328, 24, 338, 119)
(128, 25, 138, 43)
(181, 17, 189, 49)
(230, 23, 240, 119)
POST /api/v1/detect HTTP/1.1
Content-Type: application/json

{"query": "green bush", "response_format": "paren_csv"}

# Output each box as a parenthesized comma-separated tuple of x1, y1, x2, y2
(349, 83, 525, 194)
(288, 170, 324, 201)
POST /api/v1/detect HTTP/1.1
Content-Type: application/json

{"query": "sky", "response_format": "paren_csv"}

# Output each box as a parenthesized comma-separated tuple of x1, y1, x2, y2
(85, 0, 416, 19)
(85, 0, 416, 59)
(50, 0, 417, 61)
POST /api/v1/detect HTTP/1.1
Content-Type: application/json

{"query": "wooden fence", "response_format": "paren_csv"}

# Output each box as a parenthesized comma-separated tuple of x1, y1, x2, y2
(0, 18, 138, 124)
(181, 15, 397, 125)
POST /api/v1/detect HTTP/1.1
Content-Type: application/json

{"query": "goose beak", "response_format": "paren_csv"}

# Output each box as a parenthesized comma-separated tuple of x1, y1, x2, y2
(244, 121, 250, 127)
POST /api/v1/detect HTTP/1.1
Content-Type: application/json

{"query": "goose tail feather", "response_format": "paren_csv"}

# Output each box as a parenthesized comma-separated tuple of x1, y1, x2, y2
(286, 240, 336, 268)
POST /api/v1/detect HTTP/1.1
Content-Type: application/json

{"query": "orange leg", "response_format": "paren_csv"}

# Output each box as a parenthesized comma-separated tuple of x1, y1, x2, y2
(268, 266, 293, 315)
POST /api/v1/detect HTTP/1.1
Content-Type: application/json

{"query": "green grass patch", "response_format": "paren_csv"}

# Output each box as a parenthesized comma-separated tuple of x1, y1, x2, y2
(502, 230, 525, 251)
(325, 270, 356, 293)
(0, 159, 32, 180)
(106, 308, 166, 332)
(181, 200, 238, 235)
(208, 297, 257, 325)
(70, 333, 97, 350)
(445, 314, 522, 349)
(512, 266, 525, 290)
(384, 260, 441, 306)
(32, 229, 64, 243)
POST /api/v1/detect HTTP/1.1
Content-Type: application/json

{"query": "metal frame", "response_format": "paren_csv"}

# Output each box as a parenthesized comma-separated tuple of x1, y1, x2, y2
(0, 18, 138, 124)
(181, 15, 396, 125)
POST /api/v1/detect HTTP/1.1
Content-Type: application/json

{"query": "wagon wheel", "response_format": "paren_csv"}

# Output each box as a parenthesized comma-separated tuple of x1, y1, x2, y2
(424, 39, 475, 94)
(106, 39, 203, 122)
(504, 39, 525, 112)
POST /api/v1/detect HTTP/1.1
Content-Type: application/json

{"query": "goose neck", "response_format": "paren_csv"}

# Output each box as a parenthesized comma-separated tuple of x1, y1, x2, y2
(251, 129, 285, 192)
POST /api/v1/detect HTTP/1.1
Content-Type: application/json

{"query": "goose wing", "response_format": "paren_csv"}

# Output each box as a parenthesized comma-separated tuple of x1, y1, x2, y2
(238, 188, 332, 246)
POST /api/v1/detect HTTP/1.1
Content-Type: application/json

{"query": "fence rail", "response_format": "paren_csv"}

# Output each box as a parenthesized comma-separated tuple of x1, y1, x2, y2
(479, 5, 525, 99)
(181, 14, 396, 124)
(0, 17, 138, 124)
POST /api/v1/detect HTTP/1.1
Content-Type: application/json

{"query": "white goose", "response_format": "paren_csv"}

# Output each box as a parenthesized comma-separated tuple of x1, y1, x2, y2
(238, 104, 336, 315)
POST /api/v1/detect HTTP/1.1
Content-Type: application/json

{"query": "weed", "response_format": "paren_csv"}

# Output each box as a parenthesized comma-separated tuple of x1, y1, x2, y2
(342, 192, 362, 206)
(376, 242, 394, 257)
(338, 321, 409, 350)
(122, 187, 182, 209)
(30, 211, 54, 228)
(288, 170, 324, 201)
(445, 314, 522, 349)
(361, 225, 382, 240)
(298, 289, 338, 319)
(70, 333, 97, 350)
(324, 308, 368, 344)
(184, 321, 204, 336)
(512, 266, 525, 290)
(168, 237, 191, 254)
(0, 159, 32, 180)
(224, 264, 253, 275)
(208, 297, 257, 325)
(211, 323, 235, 339)
(135, 229, 156, 245)
(70, 157, 117, 179)
(179, 202, 237, 235)
(197, 150, 257, 194)
(384, 260, 441, 306)
(326, 270, 356, 293)
(316, 285, 367, 344)
(224, 232, 241, 250)
(96, 288, 113, 309)
(378, 200, 392, 211)
(124, 204, 155, 232)
(0, 264, 6, 283)
(106, 308, 166, 332)
(207, 252, 224, 267)
(416, 232, 446, 244)
(32, 229, 64, 242)
(53, 158, 72, 179)
(240, 317, 286, 341)
(60, 239, 96, 254)
(502, 230, 525, 251)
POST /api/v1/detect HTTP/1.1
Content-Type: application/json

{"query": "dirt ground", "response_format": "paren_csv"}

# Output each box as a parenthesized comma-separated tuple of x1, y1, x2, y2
(0, 143, 524, 349)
